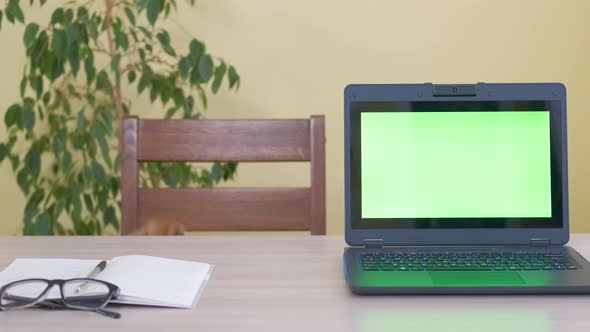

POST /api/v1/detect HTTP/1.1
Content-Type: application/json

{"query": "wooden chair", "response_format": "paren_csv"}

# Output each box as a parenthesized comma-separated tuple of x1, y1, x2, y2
(121, 116, 326, 235)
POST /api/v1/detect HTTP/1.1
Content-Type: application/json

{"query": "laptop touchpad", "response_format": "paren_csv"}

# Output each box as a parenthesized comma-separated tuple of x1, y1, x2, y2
(430, 272, 526, 286)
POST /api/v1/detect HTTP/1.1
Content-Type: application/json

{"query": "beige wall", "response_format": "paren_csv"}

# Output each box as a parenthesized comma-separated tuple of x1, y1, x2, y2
(1, 0, 589, 235)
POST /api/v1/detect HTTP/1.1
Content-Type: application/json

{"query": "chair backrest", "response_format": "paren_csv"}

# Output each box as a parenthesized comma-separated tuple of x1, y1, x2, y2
(121, 116, 326, 235)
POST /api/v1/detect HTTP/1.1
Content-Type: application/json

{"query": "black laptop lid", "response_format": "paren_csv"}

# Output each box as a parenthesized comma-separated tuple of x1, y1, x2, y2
(344, 83, 569, 246)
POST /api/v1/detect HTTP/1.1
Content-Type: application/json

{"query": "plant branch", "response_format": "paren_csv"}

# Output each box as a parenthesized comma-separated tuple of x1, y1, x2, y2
(104, 0, 124, 149)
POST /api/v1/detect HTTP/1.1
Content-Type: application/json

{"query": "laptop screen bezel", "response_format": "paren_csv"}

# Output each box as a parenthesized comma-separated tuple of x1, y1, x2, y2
(344, 83, 569, 246)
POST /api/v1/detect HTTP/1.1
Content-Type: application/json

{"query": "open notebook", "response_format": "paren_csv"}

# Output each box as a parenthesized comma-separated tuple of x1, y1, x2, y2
(0, 256, 214, 308)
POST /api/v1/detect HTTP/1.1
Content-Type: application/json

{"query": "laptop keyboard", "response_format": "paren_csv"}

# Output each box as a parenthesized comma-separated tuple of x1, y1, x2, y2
(360, 251, 578, 272)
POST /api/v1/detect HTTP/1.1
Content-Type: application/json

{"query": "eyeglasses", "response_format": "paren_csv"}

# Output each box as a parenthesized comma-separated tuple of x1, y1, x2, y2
(0, 278, 121, 319)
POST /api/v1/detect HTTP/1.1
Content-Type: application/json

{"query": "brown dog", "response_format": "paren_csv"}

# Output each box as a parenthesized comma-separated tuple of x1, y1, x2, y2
(131, 220, 185, 235)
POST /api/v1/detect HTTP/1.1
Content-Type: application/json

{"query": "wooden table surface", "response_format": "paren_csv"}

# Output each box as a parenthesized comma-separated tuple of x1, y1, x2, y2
(1, 235, 590, 332)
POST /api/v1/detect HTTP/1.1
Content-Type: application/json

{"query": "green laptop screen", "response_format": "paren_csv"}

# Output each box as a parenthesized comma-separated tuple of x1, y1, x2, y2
(360, 111, 552, 219)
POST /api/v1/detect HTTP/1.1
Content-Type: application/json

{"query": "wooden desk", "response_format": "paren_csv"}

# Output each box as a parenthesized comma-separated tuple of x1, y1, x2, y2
(1, 235, 590, 331)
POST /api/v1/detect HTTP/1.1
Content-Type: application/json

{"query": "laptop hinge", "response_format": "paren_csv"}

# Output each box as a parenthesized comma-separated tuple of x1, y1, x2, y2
(364, 239, 384, 248)
(530, 238, 551, 248)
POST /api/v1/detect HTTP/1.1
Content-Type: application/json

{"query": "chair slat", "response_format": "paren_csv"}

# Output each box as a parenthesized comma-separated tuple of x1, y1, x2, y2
(138, 188, 311, 231)
(137, 119, 311, 162)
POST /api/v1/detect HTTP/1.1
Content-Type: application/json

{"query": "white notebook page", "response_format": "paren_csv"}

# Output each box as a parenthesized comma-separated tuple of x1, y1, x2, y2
(95, 255, 212, 308)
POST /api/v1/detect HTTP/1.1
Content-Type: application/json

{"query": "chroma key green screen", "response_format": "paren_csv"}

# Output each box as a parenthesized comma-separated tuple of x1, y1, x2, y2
(360, 111, 552, 219)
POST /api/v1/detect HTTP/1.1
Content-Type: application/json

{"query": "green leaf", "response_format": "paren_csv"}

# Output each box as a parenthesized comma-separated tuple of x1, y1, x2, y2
(193, 85, 206, 110)
(104, 206, 117, 230)
(84, 51, 95, 84)
(61, 150, 72, 170)
(37, 105, 44, 121)
(178, 56, 191, 79)
(86, 18, 99, 41)
(137, 74, 148, 94)
(165, 107, 178, 119)
(189, 66, 200, 85)
(71, 131, 84, 150)
(172, 88, 184, 107)
(129, 28, 138, 42)
(110, 176, 119, 196)
(64, 8, 74, 24)
(114, 154, 121, 173)
(156, 31, 169, 45)
(68, 46, 80, 77)
(67, 25, 81, 77)
(83, 193, 94, 212)
(115, 29, 129, 50)
(42, 91, 51, 105)
(16, 168, 30, 193)
(34, 212, 52, 235)
(0, 11, 3, 30)
(149, 84, 158, 102)
(23, 23, 40, 48)
(147, 0, 162, 26)
(125, 7, 136, 25)
(82, 164, 94, 185)
(76, 108, 85, 131)
(0, 144, 8, 162)
(198, 55, 214, 82)
(31, 31, 48, 68)
(136, 0, 148, 12)
(163, 168, 179, 187)
(52, 128, 63, 154)
(66, 23, 80, 47)
(91, 160, 108, 186)
(211, 62, 226, 94)
(24, 191, 41, 226)
(157, 31, 175, 56)
(128, 70, 136, 83)
(19, 75, 27, 97)
(5, 104, 21, 127)
(25, 145, 41, 177)
(7, 135, 16, 149)
(76, 6, 88, 20)
(10, 155, 19, 171)
(5, 8, 14, 24)
(8, 0, 24, 24)
(92, 122, 112, 168)
(97, 106, 113, 134)
(50, 8, 64, 25)
(95, 70, 110, 91)
(48, 56, 65, 81)
(199, 169, 213, 188)
(189, 39, 204, 60)
(164, 2, 171, 16)
(71, 203, 83, 234)
(53, 184, 68, 201)
(23, 105, 35, 131)
(138, 26, 152, 39)
(183, 95, 194, 114)
(228, 65, 240, 89)
(211, 163, 222, 182)
(28, 74, 42, 98)
(52, 29, 67, 60)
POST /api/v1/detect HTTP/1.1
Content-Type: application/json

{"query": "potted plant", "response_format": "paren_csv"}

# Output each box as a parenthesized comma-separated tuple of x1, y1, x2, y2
(0, 0, 240, 235)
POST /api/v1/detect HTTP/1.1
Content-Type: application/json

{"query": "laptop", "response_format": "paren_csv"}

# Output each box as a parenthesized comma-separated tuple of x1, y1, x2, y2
(343, 83, 590, 294)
